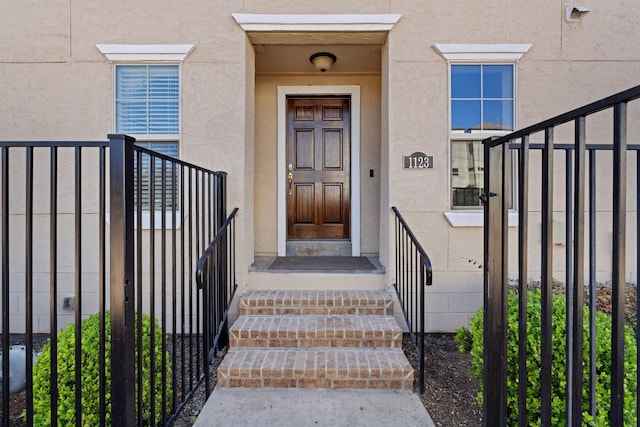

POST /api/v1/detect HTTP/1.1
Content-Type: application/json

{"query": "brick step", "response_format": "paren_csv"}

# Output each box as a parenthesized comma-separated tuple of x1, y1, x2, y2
(217, 347, 413, 390)
(229, 315, 402, 348)
(239, 290, 393, 316)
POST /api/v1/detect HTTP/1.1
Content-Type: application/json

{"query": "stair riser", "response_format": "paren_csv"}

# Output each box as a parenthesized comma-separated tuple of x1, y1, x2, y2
(229, 316, 403, 348)
(239, 307, 392, 316)
(230, 337, 402, 348)
(238, 290, 394, 316)
(217, 377, 413, 390)
(217, 348, 414, 391)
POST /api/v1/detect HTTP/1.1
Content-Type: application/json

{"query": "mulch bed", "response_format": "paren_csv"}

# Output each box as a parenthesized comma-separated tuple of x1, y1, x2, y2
(404, 333, 482, 426)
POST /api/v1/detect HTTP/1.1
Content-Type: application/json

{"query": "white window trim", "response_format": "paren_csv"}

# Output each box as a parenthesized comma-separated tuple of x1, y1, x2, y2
(444, 211, 519, 227)
(232, 13, 401, 32)
(437, 43, 532, 225)
(96, 44, 195, 62)
(99, 46, 191, 229)
(433, 43, 532, 62)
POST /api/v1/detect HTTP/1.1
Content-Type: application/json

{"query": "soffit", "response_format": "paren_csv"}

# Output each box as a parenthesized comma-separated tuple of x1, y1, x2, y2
(246, 31, 387, 45)
(233, 14, 398, 75)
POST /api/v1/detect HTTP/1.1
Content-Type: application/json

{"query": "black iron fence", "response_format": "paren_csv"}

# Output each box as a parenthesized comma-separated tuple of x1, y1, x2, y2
(196, 206, 238, 396)
(391, 206, 433, 394)
(483, 86, 640, 426)
(0, 134, 236, 426)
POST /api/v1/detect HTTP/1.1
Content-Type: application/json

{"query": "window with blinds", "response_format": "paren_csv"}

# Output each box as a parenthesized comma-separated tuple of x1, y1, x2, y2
(135, 142, 179, 210)
(116, 65, 180, 211)
(116, 65, 179, 135)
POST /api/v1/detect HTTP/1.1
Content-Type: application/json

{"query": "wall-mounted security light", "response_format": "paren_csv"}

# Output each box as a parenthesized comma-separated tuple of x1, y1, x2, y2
(309, 52, 336, 73)
(566, 6, 590, 21)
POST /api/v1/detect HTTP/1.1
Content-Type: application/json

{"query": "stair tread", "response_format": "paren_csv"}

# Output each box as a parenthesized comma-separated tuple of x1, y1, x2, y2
(239, 290, 394, 315)
(217, 347, 414, 390)
(240, 290, 392, 306)
(229, 315, 402, 348)
(231, 315, 402, 331)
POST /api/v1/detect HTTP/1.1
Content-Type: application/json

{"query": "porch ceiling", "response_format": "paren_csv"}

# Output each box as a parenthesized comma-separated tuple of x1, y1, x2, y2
(254, 43, 381, 75)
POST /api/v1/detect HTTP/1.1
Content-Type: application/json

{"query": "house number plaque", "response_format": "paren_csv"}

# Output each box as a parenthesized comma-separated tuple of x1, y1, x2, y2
(402, 152, 433, 169)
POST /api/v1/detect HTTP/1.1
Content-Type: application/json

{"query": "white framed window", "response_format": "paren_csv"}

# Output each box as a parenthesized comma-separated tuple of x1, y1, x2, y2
(450, 64, 514, 208)
(434, 43, 531, 221)
(115, 64, 179, 211)
(97, 44, 193, 227)
(116, 65, 179, 135)
(451, 64, 514, 134)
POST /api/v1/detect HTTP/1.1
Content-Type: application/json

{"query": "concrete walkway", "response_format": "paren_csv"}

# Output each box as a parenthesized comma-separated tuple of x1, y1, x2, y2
(193, 388, 435, 427)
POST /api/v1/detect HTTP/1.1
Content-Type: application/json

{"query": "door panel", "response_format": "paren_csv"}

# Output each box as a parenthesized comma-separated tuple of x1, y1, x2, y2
(323, 130, 342, 169)
(287, 97, 350, 240)
(295, 184, 314, 223)
(295, 129, 314, 169)
(322, 184, 343, 223)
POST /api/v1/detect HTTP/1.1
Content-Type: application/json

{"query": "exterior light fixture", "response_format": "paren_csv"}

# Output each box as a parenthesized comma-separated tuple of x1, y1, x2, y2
(309, 52, 336, 73)
(566, 6, 590, 21)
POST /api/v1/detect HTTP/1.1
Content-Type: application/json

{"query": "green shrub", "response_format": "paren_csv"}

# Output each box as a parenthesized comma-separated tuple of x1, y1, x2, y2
(456, 290, 637, 426)
(31, 311, 170, 426)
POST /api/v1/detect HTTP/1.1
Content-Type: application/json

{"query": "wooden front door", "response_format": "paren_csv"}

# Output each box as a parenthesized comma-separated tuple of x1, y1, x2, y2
(286, 97, 351, 240)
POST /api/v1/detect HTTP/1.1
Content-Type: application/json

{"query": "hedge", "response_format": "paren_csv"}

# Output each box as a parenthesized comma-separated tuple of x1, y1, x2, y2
(31, 311, 170, 425)
(456, 290, 637, 426)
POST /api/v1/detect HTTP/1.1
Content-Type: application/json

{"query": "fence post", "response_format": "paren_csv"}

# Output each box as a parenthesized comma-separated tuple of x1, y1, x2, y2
(610, 102, 627, 426)
(483, 138, 508, 427)
(216, 172, 228, 349)
(108, 134, 136, 426)
(216, 172, 227, 230)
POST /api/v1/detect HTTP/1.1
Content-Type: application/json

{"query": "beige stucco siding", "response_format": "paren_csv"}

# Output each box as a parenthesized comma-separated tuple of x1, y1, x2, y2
(1, 1, 639, 332)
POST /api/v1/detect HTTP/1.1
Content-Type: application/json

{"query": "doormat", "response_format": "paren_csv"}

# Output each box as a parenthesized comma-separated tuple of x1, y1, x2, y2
(268, 256, 376, 271)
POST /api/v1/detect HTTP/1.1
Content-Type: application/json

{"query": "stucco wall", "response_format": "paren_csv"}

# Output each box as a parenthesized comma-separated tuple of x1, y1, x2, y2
(1, 0, 639, 332)
(379, 1, 640, 331)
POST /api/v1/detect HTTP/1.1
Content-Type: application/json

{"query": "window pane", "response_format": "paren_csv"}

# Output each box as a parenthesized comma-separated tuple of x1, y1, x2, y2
(115, 65, 179, 135)
(116, 100, 145, 134)
(116, 66, 148, 98)
(451, 65, 481, 98)
(451, 141, 484, 207)
(483, 100, 513, 130)
(135, 142, 179, 210)
(451, 100, 481, 131)
(148, 101, 179, 134)
(148, 66, 179, 98)
(483, 65, 513, 98)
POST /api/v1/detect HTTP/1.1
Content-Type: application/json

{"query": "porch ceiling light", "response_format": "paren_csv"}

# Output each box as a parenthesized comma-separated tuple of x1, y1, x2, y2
(309, 52, 336, 73)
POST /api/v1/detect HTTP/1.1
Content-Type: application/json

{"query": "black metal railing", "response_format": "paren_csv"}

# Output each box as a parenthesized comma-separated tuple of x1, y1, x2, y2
(391, 206, 433, 394)
(196, 206, 238, 397)
(0, 134, 236, 426)
(483, 85, 640, 426)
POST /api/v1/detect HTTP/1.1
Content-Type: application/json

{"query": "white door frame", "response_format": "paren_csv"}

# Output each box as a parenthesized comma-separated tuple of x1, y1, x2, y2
(277, 85, 361, 256)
